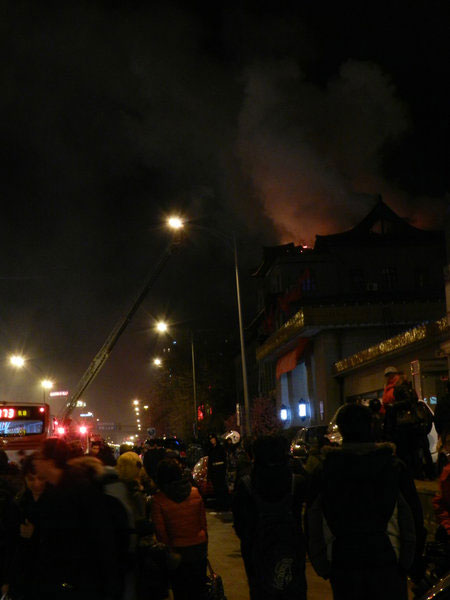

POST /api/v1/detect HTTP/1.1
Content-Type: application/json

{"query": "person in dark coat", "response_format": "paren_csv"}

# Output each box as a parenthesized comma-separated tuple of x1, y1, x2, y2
(34, 437, 120, 600)
(232, 435, 307, 600)
(116, 451, 170, 600)
(382, 366, 425, 477)
(207, 434, 229, 511)
(369, 397, 384, 442)
(434, 383, 450, 438)
(306, 403, 425, 600)
(3, 452, 49, 599)
(0, 451, 22, 597)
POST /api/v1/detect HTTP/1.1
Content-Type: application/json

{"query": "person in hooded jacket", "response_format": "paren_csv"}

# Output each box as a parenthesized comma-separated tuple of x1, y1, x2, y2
(151, 457, 208, 600)
(306, 403, 425, 600)
(232, 434, 307, 600)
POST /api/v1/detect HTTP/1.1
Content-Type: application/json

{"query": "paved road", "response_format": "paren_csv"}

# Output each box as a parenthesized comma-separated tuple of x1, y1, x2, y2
(206, 509, 333, 600)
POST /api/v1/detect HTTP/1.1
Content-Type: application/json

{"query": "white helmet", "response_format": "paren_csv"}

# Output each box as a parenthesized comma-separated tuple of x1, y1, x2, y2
(224, 430, 240, 445)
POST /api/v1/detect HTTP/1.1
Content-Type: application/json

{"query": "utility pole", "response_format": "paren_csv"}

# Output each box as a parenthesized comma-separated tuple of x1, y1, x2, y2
(234, 236, 251, 437)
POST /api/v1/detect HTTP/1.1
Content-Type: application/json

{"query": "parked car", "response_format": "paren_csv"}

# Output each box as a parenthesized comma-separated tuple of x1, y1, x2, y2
(192, 455, 214, 499)
(290, 426, 329, 462)
(325, 400, 438, 461)
(325, 407, 344, 446)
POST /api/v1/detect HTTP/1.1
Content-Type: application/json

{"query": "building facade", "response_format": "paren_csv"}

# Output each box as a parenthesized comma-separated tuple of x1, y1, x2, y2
(252, 199, 446, 428)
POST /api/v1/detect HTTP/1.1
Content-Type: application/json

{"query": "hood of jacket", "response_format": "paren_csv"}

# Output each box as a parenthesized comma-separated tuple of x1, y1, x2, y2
(323, 442, 396, 480)
(161, 477, 192, 503)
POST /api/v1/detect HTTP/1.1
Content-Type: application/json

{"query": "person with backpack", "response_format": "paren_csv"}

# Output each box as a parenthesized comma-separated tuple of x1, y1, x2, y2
(232, 435, 307, 600)
(306, 403, 425, 600)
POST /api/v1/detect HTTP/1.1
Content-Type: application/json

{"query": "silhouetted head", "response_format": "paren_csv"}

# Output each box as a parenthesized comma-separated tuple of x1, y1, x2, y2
(336, 403, 373, 443)
(157, 458, 182, 487)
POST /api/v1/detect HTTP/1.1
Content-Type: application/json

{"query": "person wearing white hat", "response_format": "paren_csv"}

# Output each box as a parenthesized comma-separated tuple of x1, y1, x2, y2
(382, 366, 431, 480)
(382, 367, 404, 409)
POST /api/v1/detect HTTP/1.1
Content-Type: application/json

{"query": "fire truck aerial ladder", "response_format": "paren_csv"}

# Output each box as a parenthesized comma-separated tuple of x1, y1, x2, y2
(60, 230, 183, 425)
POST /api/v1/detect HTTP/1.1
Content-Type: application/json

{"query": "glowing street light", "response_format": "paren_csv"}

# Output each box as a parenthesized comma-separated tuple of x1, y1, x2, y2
(156, 321, 168, 333)
(167, 216, 184, 230)
(153, 357, 162, 367)
(41, 379, 54, 390)
(9, 355, 25, 368)
(133, 399, 139, 406)
(144, 405, 149, 410)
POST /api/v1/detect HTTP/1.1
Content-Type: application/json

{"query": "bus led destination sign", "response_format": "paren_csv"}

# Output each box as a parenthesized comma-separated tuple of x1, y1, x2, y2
(1, 408, 31, 419)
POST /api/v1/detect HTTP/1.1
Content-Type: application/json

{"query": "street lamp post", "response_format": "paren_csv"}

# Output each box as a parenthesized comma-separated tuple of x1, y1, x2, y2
(190, 331, 198, 439)
(233, 236, 251, 437)
(41, 379, 54, 404)
(165, 220, 252, 437)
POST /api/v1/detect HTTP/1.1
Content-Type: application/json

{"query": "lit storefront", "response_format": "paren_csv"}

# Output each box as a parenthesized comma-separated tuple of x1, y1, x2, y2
(334, 317, 450, 409)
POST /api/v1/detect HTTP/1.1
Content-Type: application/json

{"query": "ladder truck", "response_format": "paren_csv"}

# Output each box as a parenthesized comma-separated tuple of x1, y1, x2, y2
(59, 231, 183, 427)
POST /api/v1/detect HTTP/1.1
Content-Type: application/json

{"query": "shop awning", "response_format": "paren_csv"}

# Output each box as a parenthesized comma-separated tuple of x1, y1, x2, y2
(276, 338, 309, 379)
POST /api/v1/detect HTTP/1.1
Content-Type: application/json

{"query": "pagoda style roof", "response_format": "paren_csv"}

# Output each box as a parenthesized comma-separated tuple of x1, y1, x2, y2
(253, 198, 443, 277)
(315, 197, 443, 250)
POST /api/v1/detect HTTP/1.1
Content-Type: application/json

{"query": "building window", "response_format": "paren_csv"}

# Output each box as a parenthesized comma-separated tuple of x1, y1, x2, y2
(270, 272, 283, 293)
(414, 268, 429, 289)
(370, 219, 394, 235)
(349, 268, 365, 291)
(257, 289, 265, 311)
(381, 267, 397, 290)
(301, 269, 316, 293)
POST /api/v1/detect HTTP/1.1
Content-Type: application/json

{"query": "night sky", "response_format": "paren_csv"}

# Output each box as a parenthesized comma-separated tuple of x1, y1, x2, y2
(0, 1, 448, 431)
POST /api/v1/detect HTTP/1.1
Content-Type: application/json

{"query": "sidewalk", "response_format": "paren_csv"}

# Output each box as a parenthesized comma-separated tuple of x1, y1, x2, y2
(415, 478, 439, 540)
(206, 509, 333, 599)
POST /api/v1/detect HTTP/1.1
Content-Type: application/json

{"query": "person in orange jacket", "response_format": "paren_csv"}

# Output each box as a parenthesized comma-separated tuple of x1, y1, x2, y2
(151, 458, 208, 600)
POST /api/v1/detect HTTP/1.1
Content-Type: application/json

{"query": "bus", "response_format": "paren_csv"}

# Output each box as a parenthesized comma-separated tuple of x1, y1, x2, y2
(0, 402, 52, 461)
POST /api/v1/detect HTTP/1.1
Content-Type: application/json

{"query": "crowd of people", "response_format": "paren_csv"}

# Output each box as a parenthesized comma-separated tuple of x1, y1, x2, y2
(2, 370, 450, 600)
(0, 437, 209, 600)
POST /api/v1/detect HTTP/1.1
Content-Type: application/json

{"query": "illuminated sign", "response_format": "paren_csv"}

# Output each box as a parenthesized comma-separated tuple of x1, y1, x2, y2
(1, 408, 34, 419)
(1, 408, 15, 419)
(80, 412, 94, 417)
(49, 390, 69, 397)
